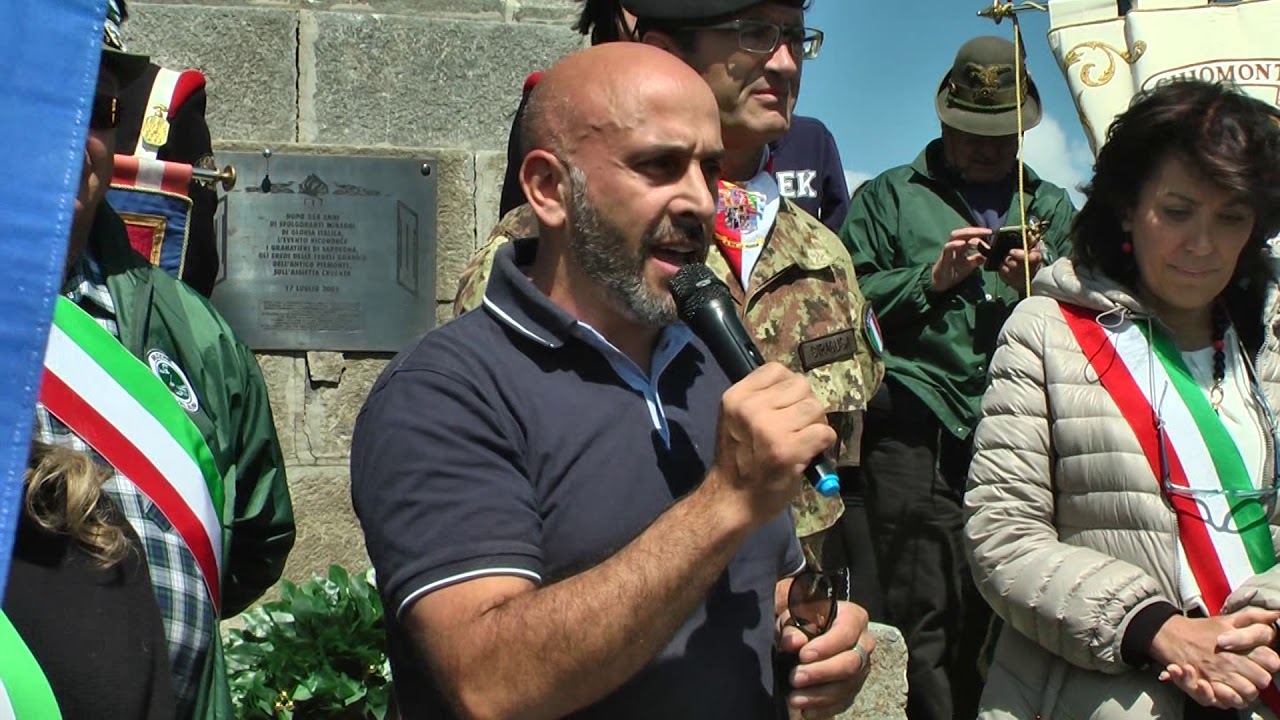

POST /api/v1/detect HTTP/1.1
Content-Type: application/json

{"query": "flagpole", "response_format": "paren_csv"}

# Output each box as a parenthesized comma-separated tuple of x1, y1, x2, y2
(0, 0, 106, 601)
(977, 0, 1051, 297)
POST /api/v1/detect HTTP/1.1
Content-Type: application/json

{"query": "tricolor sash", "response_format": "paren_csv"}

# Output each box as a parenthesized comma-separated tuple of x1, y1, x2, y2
(1061, 303, 1280, 713)
(0, 609, 61, 719)
(39, 297, 224, 612)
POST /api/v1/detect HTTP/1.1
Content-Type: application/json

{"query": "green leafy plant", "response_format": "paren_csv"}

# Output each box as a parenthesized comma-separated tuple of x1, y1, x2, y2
(226, 565, 392, 719)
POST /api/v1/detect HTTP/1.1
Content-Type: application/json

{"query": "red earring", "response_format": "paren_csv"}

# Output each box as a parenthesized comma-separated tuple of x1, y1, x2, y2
(1121, 242, 1133, 254)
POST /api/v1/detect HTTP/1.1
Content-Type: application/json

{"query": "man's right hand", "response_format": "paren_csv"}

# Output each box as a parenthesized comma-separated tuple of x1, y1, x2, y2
(706, 363, 836, 527)
(1151, 609, 1280, 709)
(931, 227, 991, 293)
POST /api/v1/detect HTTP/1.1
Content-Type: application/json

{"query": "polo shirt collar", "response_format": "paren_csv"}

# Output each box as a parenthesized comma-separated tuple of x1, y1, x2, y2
(481, 238, 696, 374)
(482, 238, 576, 349)
(482, 238, 700, 444)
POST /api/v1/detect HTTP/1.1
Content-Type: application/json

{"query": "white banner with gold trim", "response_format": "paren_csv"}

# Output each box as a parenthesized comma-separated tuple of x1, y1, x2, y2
(1048, 0, 1280, 154)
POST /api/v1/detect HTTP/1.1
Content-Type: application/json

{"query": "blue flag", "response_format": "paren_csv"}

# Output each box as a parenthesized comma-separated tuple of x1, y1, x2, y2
(0, 0, 104, 601)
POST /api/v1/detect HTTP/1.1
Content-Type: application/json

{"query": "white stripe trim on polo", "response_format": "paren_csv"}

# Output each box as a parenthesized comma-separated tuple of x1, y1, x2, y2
(483, 296, 555, 347)
(397, 567, 542, 618)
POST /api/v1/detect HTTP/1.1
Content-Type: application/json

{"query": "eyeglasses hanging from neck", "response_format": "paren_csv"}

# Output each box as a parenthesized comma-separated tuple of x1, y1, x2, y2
(1149, 316, 1280, 530)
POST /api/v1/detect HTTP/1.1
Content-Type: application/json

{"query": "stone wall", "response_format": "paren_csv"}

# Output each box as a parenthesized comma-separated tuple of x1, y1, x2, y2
(126, 1, 907, 715)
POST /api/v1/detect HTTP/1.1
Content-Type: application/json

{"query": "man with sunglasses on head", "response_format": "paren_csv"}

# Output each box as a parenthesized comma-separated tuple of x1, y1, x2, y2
(457, 0, 884, 616)
(353, 33, 877, 720)
(30, 3, 296, 717)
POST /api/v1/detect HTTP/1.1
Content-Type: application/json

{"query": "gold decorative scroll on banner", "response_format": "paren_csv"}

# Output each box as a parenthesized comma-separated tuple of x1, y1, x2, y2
(1046, 0, 1280, 155)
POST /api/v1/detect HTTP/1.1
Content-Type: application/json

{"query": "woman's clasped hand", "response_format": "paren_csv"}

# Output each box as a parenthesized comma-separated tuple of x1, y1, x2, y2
(1152, 608, 1280, 709)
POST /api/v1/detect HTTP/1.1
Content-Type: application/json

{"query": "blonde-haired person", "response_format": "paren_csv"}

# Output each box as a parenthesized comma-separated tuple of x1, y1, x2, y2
(4, 442, 175, 719)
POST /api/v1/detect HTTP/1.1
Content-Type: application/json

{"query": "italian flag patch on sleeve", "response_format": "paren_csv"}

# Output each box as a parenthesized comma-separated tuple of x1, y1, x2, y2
(864, 305, 884, 357)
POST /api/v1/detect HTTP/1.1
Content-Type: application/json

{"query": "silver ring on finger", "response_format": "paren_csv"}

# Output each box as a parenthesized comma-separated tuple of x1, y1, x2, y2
(853, 642, 871, 673)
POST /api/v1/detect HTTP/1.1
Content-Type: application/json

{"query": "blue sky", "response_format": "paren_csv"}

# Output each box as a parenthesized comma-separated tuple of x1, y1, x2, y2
(795, 0, 1095, 204)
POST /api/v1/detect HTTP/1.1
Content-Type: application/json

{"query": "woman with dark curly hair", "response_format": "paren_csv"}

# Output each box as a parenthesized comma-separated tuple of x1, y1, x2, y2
(965, 79, 1280, 719)
(3, 442, 174, 718)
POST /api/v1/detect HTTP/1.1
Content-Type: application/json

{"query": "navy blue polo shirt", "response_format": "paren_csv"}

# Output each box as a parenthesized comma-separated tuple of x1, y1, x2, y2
(350, 239, 803, 719)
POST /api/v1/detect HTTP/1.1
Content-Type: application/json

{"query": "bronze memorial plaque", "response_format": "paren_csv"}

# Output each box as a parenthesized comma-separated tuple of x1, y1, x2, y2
(211, 151, 438, 351)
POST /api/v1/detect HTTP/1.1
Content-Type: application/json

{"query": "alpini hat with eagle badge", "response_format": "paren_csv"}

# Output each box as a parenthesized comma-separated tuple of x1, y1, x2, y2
(936, 35, 1042, 137)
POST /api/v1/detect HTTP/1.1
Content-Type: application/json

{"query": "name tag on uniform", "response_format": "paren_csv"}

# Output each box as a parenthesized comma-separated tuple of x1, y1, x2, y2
(798, 329, 857, 372)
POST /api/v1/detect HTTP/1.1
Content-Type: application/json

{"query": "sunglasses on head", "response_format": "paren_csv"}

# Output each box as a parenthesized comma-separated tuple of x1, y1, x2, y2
(90, 95, 119, 130)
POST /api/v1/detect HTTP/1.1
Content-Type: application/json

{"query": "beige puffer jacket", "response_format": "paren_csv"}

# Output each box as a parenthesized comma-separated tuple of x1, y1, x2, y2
(966, 257, 1280, 720)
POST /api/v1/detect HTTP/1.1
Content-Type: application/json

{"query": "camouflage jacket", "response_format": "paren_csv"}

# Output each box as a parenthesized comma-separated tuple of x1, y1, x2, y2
(453, 201, 885, 545)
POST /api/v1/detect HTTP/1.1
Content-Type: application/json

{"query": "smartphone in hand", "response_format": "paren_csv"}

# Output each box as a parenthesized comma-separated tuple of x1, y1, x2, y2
(982, 226, 1025, 272)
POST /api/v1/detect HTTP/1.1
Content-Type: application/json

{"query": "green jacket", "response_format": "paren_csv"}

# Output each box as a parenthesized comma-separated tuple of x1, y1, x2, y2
(91, 205, 296, 719)
(839, 140, 1076, 438)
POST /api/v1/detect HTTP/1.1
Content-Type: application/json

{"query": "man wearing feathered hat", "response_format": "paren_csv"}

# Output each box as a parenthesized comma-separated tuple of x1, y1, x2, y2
(838, 35, 1078, 720)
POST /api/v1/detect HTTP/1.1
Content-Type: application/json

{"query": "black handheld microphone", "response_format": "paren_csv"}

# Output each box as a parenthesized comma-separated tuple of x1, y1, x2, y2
(669, 263, 840, 497)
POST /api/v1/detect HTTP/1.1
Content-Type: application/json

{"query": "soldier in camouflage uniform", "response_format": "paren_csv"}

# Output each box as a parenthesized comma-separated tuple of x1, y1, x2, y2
(455, 0, 884, 571)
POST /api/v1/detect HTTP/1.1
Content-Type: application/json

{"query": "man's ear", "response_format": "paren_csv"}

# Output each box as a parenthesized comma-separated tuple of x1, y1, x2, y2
(641, 29, 680, 56)
(521, 149, 570, 229)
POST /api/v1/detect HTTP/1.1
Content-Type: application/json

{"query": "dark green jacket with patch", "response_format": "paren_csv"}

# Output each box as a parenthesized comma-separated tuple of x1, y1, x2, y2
(838, 140, 1077, 438)
(91, 205, 296, 719)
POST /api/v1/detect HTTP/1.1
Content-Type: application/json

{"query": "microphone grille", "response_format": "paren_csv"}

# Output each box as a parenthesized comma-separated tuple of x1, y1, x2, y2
(670, 263, 731, 323)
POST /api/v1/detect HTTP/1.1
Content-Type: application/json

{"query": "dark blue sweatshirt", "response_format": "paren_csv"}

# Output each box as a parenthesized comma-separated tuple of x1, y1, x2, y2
(769, 115, 851, 232)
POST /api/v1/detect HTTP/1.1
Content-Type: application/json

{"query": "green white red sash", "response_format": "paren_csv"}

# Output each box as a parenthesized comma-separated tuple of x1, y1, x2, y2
(39, 296, 224, 612)
(0, 609, 61, 719)
(1061, 303, 1280, 713)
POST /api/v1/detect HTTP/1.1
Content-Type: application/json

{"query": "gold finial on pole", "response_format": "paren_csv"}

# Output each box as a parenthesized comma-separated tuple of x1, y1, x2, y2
(977, 1, 1047, 23)
(193, 164, 236, 192)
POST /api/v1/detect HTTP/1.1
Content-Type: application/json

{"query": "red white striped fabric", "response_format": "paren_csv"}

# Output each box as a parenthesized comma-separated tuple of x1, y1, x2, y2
(112, 155, 192, 197)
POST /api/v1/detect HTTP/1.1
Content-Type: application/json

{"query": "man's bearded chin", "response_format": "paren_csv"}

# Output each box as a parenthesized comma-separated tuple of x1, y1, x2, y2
(566, 174, 706, 329)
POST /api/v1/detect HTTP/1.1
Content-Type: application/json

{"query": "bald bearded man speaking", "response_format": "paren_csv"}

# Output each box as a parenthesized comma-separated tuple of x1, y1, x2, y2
(350, 43, 872, 720)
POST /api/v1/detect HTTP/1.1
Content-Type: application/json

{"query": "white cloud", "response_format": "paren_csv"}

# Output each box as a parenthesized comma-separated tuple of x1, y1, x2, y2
(1021, 112, 1094, 207)
(843, 169, 872, 195)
